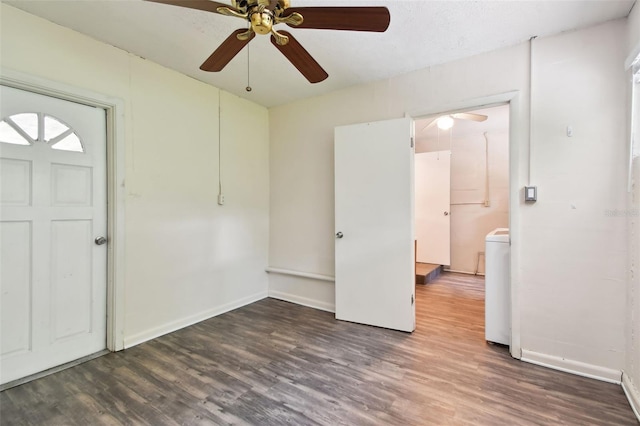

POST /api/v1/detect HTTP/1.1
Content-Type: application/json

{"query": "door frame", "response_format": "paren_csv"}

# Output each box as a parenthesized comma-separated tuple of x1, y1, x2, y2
(407, 90, 522, 359)
(1, 68, 126, 352)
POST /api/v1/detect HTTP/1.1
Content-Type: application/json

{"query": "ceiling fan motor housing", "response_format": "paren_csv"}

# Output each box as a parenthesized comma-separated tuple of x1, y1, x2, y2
(232, 0, 289, 14)
(232, 0, 291, 36)
(251, 9, 273, 34)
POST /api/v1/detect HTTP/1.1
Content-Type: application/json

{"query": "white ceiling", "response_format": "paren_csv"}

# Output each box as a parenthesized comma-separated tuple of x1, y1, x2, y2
(4, 0, 635, 107)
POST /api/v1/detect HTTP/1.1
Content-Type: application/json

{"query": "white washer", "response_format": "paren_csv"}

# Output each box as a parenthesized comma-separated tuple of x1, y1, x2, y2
(485, 228, 510, 345)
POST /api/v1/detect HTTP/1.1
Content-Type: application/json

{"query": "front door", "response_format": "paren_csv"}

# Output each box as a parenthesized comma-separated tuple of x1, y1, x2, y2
(334, 117, 415, 332)
(0, 85, 107, 385)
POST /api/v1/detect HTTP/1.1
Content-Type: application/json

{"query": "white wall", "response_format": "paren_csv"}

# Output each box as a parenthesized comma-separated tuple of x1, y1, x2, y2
(415, 105, 510, 273)
(628, 2, 640, 59)
(519, 19, 628, 381)
(624, 0, 640, 417)
(269, 19, 629, 381)
(1, 4, 270, 347)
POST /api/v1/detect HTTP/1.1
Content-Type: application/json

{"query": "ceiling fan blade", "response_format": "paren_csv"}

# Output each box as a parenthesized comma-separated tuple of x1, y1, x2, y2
(270, 31, 328, 83)
(282, 7, 390, 32)
(451, 112, 488, 122)
(200, 29, 254, 72)
(145, 0, 240, 15)
(420, 119, 438, 132)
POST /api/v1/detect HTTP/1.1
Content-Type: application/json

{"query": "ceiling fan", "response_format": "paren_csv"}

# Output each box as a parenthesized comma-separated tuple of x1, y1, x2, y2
(145, 0, 391, 83)
(422, 112, 488, 131)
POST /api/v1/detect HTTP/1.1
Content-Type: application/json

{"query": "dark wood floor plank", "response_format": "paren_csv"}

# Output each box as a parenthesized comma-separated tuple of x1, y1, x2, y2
(1, 272, 637, 425)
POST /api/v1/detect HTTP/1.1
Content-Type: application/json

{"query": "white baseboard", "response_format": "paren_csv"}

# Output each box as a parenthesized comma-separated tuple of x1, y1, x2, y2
(521, 349, 622, 384)
(622, 372, 640, 422)
(123, 291, 268, 348)
(443, 268, 485, 276)
(268, 290, 335, 313)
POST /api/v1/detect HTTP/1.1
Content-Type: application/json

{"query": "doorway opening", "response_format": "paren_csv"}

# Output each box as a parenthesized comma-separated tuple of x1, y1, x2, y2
(413, 103, 510, 345)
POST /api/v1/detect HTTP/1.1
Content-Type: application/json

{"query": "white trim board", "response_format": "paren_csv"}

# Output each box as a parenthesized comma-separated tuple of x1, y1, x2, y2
(1, 67, 127, 352)
(622, 373, 640, 422)
(265, 269, 336, 311)
(266, 267, 335, 282)
(268, 290, 336, 313)
(124, 291, 268, 348)
(267, 271, 336, 313)
(521, 349, 622, 384)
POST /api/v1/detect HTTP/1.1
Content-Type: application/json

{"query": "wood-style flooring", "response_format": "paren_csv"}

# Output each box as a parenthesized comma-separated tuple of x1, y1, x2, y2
(1, 273, 637, 425)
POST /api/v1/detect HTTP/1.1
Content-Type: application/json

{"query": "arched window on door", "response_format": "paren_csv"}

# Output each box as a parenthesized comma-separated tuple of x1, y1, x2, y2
(0, 112, 84, 153)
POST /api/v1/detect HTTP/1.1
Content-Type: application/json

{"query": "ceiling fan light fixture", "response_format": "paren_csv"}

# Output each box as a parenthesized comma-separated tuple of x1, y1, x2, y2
(437, 116, 454, 130)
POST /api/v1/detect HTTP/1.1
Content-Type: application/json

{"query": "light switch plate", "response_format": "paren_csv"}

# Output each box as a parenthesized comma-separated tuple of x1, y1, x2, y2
(524, 186, 537, 202)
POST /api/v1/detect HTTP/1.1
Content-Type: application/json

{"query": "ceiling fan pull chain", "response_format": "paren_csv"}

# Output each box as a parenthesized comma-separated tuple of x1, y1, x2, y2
(246, 40, 252, 92)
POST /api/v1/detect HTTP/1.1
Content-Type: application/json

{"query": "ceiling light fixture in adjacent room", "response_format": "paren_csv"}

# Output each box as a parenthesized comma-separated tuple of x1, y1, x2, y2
(437, 116, 454, 130)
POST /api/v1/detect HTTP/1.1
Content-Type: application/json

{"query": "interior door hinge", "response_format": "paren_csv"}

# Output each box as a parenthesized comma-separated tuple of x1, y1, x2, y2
(410, 137, 414, 148)
(411, 294, 414, 305)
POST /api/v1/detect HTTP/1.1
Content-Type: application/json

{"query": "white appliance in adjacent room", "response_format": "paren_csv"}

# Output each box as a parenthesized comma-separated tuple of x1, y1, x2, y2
(485, 228, 510, 346)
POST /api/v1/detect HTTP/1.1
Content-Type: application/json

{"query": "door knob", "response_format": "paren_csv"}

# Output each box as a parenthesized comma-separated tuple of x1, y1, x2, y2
(336, 232, 344, 239)
(444, 211, 449, 216)
(95, 236, 107, 245)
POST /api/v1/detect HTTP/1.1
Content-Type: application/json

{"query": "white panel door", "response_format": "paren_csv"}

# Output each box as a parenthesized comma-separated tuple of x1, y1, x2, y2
(334, 117, 415, 332)
(0, 85, 107, 385)
(415, 151, 451, 265)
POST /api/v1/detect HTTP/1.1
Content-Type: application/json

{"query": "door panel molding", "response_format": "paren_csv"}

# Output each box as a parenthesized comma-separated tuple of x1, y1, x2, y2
(1, 68, 126, 352)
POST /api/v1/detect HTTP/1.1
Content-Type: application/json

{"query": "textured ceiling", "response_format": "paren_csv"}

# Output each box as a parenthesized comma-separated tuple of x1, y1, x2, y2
(4, 0, 635, 107)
